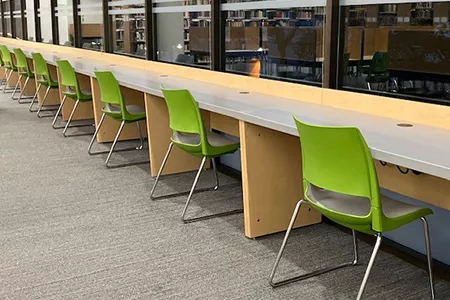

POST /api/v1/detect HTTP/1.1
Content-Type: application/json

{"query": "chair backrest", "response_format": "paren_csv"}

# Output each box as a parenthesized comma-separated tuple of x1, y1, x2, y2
(161, 88, 207, 140)
(32, 52, 51, 79)
(94, 71, 122, 106)
(370, 52, 388, 75)
(0, 49, 4, 66)
(0, 45, 13, 67)
(294, 117, 381, 221)
(13, 48, 32, 76)
(56, 60, 81, 97)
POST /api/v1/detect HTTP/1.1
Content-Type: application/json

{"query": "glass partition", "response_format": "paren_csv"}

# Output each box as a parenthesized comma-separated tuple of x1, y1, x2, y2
(3, 0, 12, 37)
(222, 0, 326, 85)
(38, 0, 52, 42)
(109, 0, 146, 57)
(25, 0, 36, 41)
(12, 0, 23, 39)
(340, 0, 450, 104)
(55, 0, 74, 46)
(79, 0, 104, 50)
(153, 0, 211, 68)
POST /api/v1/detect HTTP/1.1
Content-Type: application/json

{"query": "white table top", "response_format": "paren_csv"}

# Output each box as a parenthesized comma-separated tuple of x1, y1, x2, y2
(17, 46, 450, 181)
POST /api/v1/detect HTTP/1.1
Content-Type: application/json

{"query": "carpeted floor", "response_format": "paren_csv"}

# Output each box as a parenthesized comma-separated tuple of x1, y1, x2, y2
(1, 94, 449, 300)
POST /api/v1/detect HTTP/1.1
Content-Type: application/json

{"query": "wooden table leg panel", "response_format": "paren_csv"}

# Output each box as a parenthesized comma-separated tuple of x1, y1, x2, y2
(36, 65, 60, 106)
(90, 77, 147, 143)
(240, 121, 321, 238)
(144, 93, 209, 177)
(57, 71, 94, 121)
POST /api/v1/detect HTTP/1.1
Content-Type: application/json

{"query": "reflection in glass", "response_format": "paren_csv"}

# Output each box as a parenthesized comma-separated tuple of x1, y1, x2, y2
(110, 0, 146, 57)
(13, 0, 23, 39)
(341, 1, 450, 104)
(79, 0, 103, 51)
(223, 0, 325, 85)
(56, 0, 74, 46)
(153, 0, 211, 68)
(3, 0, 12, 37)
(38, 0, 52, 43)
(25, 0, 36, 41)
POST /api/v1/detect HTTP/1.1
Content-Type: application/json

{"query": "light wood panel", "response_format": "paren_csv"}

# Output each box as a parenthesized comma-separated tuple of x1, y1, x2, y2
(19, 76, 35, 96)
(90, 76, 147, 143)
(376, 161, 450, 211)
(210, 113, 240, 137)
(322, 88, 450, 129)
(34, 64, 60, 105)
(7, 71, 19, 88)
(56, 70, 94, 121)
(144, 93, 210, 176)
(240, 121, 321, 238)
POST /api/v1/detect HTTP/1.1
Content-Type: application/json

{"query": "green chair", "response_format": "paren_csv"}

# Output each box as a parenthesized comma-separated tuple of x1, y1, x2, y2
(88, 71, 147, 167)
(366, 52, 389, 91)
(54, 60, 93, 136)
(0, 45, 17, 93)
(269, 117, 435, 300)
(150, 88, 242, 223)
(12, 48, 35, 103)
(30, 52, 59, 115)
(0, 49, 7, 87)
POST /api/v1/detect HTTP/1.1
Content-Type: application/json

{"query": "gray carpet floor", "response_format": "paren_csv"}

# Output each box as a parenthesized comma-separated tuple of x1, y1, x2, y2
(1, 94, 449, 300)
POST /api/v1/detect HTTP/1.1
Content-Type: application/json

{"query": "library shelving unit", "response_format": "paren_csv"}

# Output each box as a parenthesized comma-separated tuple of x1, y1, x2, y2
(410, 2, 433, 26)
(112, 7, 145, 56)
(378, 4, 397, 26)
(183, 0, 211, 65)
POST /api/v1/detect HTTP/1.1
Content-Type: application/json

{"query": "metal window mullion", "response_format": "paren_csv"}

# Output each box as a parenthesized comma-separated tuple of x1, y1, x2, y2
(144, 0, 153, 60)
(0, 0, 5, 37)
(323, 0, 340, 88)
(20, 0, 26, 39)
(34, 0, 40, 41)
(10, 0, 15, 37)
(102, 0, 112, 52)
(72, 0, 81, 47)
(211, 0, 224, 71)
(50, 0, 58, 44)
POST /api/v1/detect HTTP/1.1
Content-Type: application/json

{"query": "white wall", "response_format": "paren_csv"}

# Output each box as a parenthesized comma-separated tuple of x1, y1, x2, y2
(40, 0, 53, 42)
(79, 0, 103, 24)
(25, 0, 35, 41)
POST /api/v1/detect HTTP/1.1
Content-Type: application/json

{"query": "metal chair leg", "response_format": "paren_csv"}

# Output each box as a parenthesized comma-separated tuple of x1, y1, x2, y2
(11, 74, 22, 100)
(52, 95, 67, 129)
(181, 156, 243, 223)
(181, 156, 208, 221)
(270, 200, 359, 287)
(88, 112, 106, 154)
(36, 86, 51, 117)
(17, 77, 33, 103)
(421, 217, 435, 300)
(63, 100, 80, 137)
(367, 82, 371, 90)
(29, 83, 41, 112)
(150, 142, 174, 200)
(3, 70, 13, 92)
(105, 120, 126, 167)
(137, 121, 144, 150)
(211, 157, 219, 190)
(356, 233, 382, 300)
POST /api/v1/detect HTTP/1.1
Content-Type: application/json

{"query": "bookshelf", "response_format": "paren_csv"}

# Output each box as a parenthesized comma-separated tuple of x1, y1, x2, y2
(183, 0, 211, 64)
(112, 6, 145, 55)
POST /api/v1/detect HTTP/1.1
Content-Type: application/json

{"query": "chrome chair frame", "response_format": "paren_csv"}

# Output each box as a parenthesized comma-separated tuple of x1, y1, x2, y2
(150, 142, 243, 223)
(269, 200, 435, 300)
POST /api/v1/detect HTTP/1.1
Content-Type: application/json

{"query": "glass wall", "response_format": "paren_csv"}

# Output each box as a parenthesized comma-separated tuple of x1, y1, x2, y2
(25, 0, 35, 41)
(12, 0, 23, 39)
(340, 1, 450, 104)
(109, 0, 145, 57)
(3, 0, 12, 37)
(222, 0, 325, 84)
(153, 0, 211, 68)
(79, 0, 103, 50)
(55, 0, 74, 46)
(38, 0, 52, 42)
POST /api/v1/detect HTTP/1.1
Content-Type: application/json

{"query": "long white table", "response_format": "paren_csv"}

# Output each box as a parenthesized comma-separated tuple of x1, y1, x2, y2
(8, 43, 450, 238)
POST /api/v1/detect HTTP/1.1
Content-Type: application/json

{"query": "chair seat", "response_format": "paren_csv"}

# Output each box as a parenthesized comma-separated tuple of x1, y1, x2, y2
(103, 104, 146, 122)
(172, 131, 239, 157)
(37, 78, 58, 88)
(306, 184, 432, 232)
(64, 87, 92, 101)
